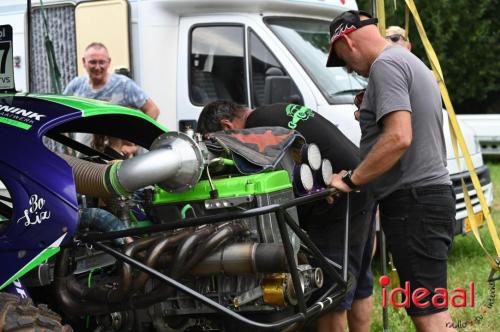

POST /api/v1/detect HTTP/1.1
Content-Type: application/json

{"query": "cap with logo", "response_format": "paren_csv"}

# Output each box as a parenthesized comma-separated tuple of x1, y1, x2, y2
(326, 10, 378, 67)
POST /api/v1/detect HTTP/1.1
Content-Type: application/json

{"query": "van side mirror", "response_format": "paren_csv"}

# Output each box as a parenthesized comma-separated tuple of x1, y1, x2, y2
(263, 76, 304, 105)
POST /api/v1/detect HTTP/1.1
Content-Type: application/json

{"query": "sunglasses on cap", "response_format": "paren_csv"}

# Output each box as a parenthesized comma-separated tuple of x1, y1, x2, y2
(385, 34, 407, 43)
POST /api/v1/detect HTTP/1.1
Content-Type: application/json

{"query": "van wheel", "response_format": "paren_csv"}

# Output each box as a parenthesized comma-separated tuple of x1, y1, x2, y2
(0, 292, 72, 331)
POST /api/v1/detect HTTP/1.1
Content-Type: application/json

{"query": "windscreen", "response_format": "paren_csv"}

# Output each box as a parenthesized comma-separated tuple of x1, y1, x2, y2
(266, 17, 367, 104)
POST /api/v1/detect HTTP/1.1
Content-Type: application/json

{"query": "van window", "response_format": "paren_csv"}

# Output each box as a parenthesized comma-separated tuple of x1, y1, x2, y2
(190, 25, 247, 105)
(265, 17, 366, 105)
(249, 30, 301, 107)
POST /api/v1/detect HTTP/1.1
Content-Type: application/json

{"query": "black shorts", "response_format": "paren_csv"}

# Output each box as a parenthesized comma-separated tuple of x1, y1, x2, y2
(305, 201, 376, 310)
(379, 185, 455, 316)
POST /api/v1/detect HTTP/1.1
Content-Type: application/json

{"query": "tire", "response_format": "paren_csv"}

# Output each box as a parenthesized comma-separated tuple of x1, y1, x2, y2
(0, 292, 72, 332)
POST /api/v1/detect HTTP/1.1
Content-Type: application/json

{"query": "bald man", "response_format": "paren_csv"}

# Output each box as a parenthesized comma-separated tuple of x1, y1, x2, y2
(325, 10, 456, 332)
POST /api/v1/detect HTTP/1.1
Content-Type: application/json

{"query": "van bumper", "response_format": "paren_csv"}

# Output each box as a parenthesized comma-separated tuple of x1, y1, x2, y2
(451, 165, 494, 235)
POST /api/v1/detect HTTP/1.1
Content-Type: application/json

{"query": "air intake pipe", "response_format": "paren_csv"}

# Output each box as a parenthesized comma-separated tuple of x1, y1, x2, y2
(60, 132, 204, 197)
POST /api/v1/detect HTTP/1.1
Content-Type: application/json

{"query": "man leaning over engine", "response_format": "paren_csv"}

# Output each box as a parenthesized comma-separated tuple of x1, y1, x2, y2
(197, 100, 376, 332)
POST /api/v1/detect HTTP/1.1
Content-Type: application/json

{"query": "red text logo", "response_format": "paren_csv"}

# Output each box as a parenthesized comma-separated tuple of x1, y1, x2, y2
(379, 276, 475, 308)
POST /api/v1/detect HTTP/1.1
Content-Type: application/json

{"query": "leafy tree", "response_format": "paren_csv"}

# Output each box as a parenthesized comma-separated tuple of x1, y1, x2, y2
(357, 0, 499, 114)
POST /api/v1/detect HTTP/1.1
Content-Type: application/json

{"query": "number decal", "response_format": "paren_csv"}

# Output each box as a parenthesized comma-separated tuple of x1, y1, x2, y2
(0, 42, 11, 74)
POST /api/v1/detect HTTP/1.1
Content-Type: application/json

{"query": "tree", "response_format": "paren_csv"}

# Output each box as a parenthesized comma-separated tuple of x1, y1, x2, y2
(357, 0, 500, 114)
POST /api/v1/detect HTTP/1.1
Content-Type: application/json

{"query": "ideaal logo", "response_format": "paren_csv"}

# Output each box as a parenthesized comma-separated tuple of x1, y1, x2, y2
(379, 276, 475, 309)
(379, 276, 496, 329)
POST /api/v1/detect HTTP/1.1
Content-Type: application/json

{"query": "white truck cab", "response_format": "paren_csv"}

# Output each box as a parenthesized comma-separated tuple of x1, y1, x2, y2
(1, 0, 493, 233)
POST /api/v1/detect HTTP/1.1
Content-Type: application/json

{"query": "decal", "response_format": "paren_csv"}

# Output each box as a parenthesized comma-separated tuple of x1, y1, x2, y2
(0, 104, 46, 129)
(16, 194, 51, 227)
(0, 105, 45, 121)
(285, 104, 314, 129)
(0, 233, 67, 291)
(331, 25, 357, 44)
(0, 25, 15, 91)
(12, 280, 28, 299)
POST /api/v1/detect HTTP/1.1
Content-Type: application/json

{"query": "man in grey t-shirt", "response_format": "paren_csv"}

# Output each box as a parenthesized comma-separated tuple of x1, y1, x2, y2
(325, 10, 456, 332)
(64, 42, 160, 147)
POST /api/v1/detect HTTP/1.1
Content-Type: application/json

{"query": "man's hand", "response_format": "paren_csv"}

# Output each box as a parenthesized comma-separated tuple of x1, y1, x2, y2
(353, 90, 365, 122)
(354, 90, 365, 109)
(354, 110, 360, 121)
(326, 170, 352, 204)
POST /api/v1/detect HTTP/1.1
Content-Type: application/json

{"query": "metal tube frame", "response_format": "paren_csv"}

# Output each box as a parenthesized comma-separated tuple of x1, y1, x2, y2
(79, 188, 354, 331)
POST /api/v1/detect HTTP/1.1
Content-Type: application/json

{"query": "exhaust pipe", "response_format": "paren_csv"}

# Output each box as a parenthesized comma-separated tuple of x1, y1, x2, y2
(190, 243, 288, 275)
(59, 132, 204, 197)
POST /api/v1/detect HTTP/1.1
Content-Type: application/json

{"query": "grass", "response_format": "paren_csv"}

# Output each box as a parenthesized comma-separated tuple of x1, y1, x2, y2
(370, 162, 500, 331)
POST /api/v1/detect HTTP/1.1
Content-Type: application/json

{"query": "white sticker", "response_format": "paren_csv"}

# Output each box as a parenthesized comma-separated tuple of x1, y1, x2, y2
(16, 194, 52, 227)
(0, 25, 15, 91)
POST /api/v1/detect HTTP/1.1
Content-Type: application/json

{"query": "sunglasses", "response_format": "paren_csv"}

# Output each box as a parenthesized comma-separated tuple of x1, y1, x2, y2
(386, 34, 406, 43)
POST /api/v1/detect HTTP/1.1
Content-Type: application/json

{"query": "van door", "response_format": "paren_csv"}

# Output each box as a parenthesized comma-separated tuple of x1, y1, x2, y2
(177, 15, 312, 132)
(74, 0, 130, 76)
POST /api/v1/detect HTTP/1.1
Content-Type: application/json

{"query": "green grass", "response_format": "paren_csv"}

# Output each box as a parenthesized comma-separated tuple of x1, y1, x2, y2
(370, 162, 500, 331)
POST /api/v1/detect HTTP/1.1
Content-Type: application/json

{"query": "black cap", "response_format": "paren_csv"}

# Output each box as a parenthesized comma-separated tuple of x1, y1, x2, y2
(326, 10, 378, 67)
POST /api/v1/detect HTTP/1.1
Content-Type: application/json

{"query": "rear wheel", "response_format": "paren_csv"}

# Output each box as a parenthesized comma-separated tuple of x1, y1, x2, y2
(0, 292, 72, 332)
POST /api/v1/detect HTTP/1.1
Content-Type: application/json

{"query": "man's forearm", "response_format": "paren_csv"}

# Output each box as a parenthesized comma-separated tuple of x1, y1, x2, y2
(141, 98, 160, 119)
(351, 132, 410, 186)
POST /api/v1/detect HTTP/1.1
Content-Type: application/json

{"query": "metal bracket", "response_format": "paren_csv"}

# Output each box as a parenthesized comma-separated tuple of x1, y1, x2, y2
(204, 195, 254, 210)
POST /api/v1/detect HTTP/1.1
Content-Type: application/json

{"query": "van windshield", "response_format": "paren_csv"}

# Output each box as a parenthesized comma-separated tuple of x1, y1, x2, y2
(265, 17, 367, 104)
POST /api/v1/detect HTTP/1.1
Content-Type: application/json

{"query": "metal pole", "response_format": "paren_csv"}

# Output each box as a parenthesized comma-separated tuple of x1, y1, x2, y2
(276, 210, 307, 315)
(379, 227, 390, 331)
(343, 192, 350, 282)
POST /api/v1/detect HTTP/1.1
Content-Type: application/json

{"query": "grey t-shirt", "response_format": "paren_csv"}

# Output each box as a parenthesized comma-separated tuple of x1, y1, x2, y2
(359, 45, 450, 200)
(63, 73, 147, 109)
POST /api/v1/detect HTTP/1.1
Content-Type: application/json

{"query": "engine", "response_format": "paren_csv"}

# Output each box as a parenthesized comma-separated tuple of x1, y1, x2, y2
(148, 171, 321, 316)
(38, 131, 332, 332)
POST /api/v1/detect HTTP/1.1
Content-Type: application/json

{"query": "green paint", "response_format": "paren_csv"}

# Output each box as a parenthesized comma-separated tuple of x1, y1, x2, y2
(131, 220, 153, 228)
(32, 94, 168, 132)
(0, 234, 67, 290)
(221, 158, 235, 166)
(285, 104, 314, 129)
(0, 116, 32, 130)
(86, 268, 99, 328)
(108, 161, 128, 196)
(181, 204, 194, 219)
(154, 170, 292, 204)
(0, 246, 60, 290)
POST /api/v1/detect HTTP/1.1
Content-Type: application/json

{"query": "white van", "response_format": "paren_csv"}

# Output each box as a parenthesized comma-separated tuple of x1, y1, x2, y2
(1, 0, 493, 233)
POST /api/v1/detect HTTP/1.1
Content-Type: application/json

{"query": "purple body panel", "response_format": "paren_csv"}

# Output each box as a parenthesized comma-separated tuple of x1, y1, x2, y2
(0, 95, 82, 286)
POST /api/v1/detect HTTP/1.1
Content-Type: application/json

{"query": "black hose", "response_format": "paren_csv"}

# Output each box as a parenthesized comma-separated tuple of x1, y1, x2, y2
(55, 248, 110, 315)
